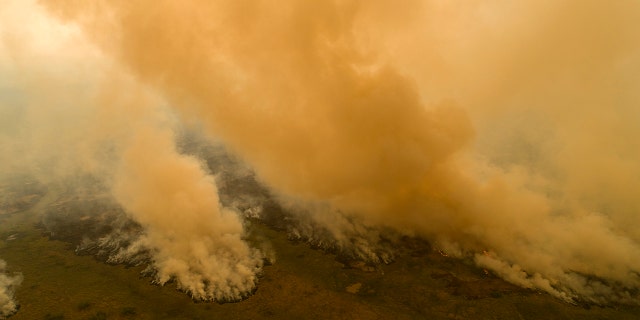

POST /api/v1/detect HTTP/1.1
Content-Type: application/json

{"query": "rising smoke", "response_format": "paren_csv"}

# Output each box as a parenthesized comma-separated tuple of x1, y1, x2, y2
(1, 0, 640, 304)
(0, 260, 22, 319)
(0, 0, 262, 301)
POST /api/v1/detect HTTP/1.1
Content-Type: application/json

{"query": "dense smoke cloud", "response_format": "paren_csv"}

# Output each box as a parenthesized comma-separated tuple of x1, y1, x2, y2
(0, 260, 22, 319)
(1, 0, 262, 301)
(110, 125, 263, 300)
(2, 0, 640, 304)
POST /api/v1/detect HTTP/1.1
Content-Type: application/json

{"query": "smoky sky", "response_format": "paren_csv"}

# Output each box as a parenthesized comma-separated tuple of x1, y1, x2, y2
(1, 0, 640, 304)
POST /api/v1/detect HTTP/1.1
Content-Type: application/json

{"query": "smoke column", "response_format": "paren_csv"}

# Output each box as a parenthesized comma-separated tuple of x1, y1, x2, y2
(0, 259, 22, 319)
(1, 0, 261, 301)
(110, 124, 263, 301)
(2, 0, 640, 304)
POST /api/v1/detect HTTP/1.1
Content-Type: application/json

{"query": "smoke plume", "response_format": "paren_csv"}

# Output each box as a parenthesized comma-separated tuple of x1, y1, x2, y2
(110, 125, 263, 301)
(1, 0, 262, 301)
(0, 260, 22, 319)
(2, 0, 640, 304)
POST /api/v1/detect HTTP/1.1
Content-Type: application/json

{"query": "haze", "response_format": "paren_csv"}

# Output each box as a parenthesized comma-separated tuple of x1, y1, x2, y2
(1, 0, 639, 317)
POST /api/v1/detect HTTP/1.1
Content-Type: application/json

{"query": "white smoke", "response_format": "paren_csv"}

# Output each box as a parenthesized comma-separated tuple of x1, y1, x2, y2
(0, 260, 22, 319)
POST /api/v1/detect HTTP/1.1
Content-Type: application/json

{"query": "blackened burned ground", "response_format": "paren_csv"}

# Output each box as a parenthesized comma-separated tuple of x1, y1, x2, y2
(2, 177, 640, 319)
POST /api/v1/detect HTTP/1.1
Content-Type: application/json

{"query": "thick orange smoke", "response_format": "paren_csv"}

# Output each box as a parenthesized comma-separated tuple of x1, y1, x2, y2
(111, 125, 262, 301)
(2, 0, 639, 303)
(1, 0, 262, 301)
